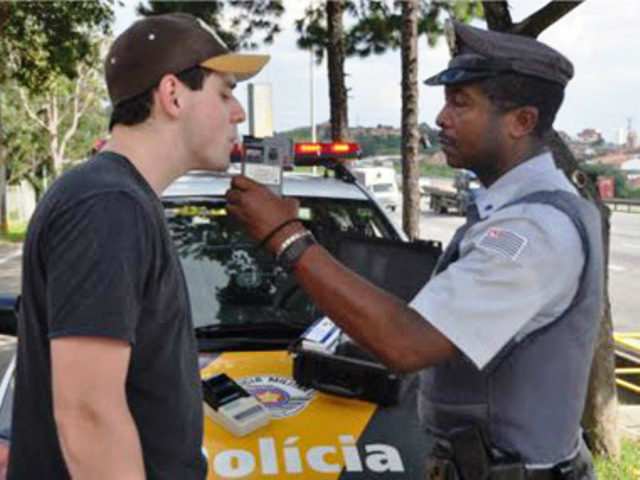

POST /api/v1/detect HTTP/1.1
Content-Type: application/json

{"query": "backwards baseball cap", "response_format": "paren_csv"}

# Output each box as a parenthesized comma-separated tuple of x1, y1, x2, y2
(105, 13, 270, 105)
(424, 21, 573, 87)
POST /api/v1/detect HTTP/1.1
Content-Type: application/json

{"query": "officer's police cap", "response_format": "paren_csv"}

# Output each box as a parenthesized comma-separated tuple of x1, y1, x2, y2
(424, 21, 573, 87)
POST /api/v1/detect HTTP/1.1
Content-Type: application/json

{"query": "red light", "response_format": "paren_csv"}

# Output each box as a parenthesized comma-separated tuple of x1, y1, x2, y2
(329, 143, 358, 155)
(295, 143, 322, 155)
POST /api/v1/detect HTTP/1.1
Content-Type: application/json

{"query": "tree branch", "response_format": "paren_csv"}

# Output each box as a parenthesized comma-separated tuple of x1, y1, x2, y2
(18, 89, 49, 131)
(482, 1, 512, 32)
(511, 0, 585, 37)
(60, 73, 87, 158)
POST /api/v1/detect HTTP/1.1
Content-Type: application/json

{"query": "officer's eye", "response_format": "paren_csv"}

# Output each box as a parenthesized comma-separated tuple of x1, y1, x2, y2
(451, 94, 469, 108)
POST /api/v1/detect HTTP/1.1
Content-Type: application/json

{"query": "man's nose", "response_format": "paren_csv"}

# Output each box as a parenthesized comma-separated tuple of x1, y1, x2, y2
(435, 106, 450, 130)
(231, 98, 246, 124)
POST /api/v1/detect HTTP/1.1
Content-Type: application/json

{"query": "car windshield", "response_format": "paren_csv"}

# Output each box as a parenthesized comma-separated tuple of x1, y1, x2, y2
(164, 196, 398, 335)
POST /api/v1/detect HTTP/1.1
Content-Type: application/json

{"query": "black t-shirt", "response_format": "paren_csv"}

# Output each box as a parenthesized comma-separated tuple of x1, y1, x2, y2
(7, 152, 204, 479)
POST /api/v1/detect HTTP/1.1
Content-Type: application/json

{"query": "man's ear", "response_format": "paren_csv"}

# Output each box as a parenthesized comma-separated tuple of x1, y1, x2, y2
(155, 74, 182, 118)
(507, 106, 539, 139)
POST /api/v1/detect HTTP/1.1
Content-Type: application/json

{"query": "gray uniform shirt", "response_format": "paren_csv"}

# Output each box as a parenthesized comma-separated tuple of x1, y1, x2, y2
(410, 152, 584, 369)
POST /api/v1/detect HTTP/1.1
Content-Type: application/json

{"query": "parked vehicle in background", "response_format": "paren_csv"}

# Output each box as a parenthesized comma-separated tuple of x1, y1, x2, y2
(351, 166, 400, 212)
(421, 170, 482, 216)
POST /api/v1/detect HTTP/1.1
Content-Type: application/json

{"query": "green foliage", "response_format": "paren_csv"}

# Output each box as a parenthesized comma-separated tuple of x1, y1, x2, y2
(0, 219, 27, 243)
(594, 439, 640, 479)
(1, 65, 109, 192)
(582, 163, 628, 198)
(420, 162, 455, 179)
(138, 1, 284, 51)
(626, 187, 640, 199)
(1, 84, 49, 184)
(295, 0, 483, 63)
(354, 134, 399, 156)
(0, 1, 113, 90)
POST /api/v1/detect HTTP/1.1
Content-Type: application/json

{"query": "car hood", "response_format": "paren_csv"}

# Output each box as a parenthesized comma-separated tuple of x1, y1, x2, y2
(198, 350, 433, 479)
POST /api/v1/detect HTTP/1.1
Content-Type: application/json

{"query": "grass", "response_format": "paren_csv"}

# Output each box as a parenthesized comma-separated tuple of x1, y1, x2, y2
(0, 222, 27, 243)
(594, 439, 640, 479)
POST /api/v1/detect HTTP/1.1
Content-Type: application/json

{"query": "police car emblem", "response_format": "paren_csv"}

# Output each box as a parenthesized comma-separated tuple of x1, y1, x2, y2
(238, 375, 315, 418)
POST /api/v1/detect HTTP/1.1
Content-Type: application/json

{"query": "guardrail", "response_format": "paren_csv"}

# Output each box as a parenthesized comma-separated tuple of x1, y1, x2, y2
(614, 333, 640, 399)
(604, 198, 640, 213)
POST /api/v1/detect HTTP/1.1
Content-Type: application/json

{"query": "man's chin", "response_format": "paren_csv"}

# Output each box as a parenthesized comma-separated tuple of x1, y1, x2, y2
(443, 152, 462, 169)
(199, 154, 231, 173)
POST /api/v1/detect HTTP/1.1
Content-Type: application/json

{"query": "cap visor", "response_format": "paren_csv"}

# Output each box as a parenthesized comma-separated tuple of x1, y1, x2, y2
(424, 68, 493, 86)
(201, 54, 270, 81)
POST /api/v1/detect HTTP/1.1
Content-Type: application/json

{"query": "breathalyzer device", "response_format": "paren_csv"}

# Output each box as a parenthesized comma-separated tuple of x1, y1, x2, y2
(202, 373, 271, 437)
(241, 136, 284, 195)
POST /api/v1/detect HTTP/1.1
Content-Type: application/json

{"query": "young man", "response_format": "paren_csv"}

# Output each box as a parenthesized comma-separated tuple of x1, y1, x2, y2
(227, 22, 602, 479)
(7, 13, 268, 480)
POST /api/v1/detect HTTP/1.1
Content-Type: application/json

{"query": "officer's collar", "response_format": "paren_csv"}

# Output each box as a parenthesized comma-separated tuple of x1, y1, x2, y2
(474, 151, 556, 219)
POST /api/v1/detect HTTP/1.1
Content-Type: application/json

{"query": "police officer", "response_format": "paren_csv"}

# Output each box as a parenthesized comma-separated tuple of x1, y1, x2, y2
(226, 21, 602, 480)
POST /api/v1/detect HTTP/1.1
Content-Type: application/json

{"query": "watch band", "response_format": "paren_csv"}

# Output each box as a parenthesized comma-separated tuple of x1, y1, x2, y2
(276, 230, 311, 258)
(277, 231, 316, 271)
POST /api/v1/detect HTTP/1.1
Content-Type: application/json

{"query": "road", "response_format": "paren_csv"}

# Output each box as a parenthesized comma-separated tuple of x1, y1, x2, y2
(391, 200, 640, 333)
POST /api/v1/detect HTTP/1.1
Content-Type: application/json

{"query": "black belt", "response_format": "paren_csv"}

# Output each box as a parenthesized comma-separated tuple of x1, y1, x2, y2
(526, 452, 590, 480)
(427, 452, 589, 480)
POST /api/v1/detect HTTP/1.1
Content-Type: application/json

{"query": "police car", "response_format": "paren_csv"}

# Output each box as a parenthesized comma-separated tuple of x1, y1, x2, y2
(0, 143, 440, 479)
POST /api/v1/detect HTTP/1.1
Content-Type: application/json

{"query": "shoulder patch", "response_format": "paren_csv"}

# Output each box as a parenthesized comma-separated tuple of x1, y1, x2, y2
(478, 227, 528, 261)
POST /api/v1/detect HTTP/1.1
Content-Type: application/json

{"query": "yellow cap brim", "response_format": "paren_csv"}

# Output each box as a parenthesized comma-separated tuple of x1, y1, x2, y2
(200, 54, 270, 81)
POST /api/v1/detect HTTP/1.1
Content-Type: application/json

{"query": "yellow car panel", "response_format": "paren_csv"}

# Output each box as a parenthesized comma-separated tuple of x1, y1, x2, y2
(201, 351, 381, 479)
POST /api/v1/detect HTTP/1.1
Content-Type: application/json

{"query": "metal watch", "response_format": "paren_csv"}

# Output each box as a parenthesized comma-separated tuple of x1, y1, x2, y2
(277, 232, 316, 271)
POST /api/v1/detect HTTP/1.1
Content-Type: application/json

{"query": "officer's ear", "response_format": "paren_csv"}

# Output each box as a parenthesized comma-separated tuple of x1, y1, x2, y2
(506, 106, 539, 139)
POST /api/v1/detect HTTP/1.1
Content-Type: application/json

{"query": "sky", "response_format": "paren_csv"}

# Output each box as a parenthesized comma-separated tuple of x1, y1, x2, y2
(114, 0, 640, 144)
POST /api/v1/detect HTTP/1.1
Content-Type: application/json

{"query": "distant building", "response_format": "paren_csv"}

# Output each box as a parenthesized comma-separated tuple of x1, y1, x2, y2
(621, 157, 640, 184)
(577, 128, 603, 144)
(626, 118, 638, 149)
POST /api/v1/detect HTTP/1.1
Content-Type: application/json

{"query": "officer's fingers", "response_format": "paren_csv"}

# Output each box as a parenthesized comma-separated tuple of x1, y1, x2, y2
(225, 188, 243, 205)
(283, 197, 300, 214)
(225, 203, 249, 225)
(231, 175, 259, 191)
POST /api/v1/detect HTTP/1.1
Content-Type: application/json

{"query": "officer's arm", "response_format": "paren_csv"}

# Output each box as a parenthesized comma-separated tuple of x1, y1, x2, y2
(291, 244, 456, 372)
(51, 336, 146, 480)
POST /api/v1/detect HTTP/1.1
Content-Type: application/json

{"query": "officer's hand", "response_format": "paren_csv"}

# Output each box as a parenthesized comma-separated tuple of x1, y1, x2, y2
(226, 176, 300, 250)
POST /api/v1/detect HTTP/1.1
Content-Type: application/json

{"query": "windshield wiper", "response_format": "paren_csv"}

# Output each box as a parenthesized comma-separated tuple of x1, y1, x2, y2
(195, 320, 303, 337)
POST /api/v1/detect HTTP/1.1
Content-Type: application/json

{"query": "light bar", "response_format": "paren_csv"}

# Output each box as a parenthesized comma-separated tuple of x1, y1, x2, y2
(295, 143, 323, 155)
(293, 142, 362, 166)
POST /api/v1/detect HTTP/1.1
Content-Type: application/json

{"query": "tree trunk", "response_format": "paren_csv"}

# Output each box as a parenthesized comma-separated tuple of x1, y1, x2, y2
(483, 2, 620, 459)
(0, 91, 8, 235)
(400, 0, 420, 240)
(1, 4, 10, 235)
(549, 135, 620, 458)
(326, 0, 348, 141)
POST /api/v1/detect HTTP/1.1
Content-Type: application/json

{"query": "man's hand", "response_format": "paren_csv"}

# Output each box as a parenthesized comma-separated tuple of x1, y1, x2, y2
(226, 175, 301, 251)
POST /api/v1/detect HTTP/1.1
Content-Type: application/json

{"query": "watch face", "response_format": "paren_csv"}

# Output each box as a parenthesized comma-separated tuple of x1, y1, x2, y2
(445, 19, 457, 55)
